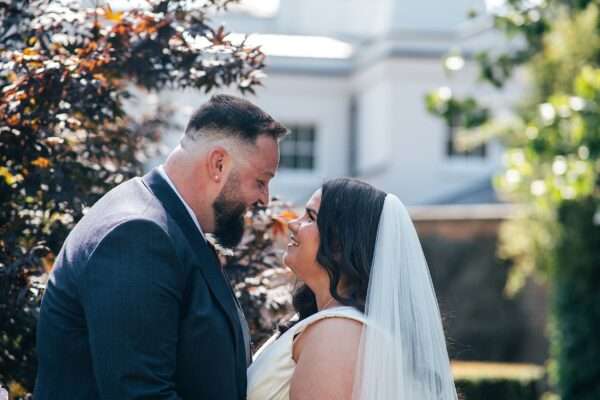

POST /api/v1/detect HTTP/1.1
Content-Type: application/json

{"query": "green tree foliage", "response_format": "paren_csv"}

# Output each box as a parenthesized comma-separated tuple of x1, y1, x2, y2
(426, 1, 600, 398)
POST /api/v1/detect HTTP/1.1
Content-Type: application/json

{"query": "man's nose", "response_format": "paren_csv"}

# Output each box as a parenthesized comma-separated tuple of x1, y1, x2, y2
(258, 187, 269, 207)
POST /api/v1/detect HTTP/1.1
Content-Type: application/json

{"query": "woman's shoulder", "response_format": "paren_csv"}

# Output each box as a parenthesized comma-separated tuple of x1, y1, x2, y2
(289, 308, 364, 399)
(292, 306, 364, 361)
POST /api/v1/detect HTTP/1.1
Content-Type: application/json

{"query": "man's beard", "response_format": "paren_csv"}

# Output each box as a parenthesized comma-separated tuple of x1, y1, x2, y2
(212, 174, 247, 249)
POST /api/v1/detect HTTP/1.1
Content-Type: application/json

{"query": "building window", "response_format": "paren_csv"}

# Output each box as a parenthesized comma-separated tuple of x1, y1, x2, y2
(280, 124, 316, 170)
(446, 126, 487, 158)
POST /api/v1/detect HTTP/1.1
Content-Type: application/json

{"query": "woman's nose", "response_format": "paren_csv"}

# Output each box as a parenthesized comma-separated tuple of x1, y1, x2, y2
(288, 218, 299, 233)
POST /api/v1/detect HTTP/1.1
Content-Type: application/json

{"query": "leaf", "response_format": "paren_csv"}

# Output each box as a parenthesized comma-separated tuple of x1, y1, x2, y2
(27, 61, 43, 69)
(93, 73, 108, 87)
(15, 91, 27, 101)
(31, 157, 50, 168)
(8, 382, 27, 398)
(104, 5, 124, 23)
(278, 210, 298, 221)
(270, 218, 286, 237)
(0, 167, 17, 185)
(23, 47, 39, 56)
(7, 114, 21, 126)
(271, 210, 297, 238)
(41, 253, 55, 272)
(212, 26, 228, 45)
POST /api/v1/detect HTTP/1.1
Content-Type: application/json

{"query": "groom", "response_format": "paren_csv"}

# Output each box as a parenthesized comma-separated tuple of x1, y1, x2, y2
(34, 94, 287, 399)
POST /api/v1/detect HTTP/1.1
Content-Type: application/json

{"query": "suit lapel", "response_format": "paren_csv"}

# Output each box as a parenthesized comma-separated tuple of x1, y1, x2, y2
(207, 242, 252, 366)
(141, 168, 244, 362)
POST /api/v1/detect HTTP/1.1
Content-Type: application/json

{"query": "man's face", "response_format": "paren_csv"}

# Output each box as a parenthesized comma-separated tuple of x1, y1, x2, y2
(212, 135, 279, 248)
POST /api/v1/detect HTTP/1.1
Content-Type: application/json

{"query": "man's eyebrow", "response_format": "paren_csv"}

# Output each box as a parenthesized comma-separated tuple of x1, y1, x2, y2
(254, 162, 274, 179)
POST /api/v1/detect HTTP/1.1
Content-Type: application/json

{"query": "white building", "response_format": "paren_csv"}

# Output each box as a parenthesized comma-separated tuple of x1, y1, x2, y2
(148, 0, 521, 206)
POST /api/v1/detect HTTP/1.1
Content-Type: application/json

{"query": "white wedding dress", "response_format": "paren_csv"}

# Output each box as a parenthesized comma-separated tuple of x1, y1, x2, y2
(247, 306, 366, 400)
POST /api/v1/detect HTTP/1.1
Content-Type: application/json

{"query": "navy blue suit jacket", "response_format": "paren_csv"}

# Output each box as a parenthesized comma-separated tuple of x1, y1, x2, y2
(34, 169, 248, 399)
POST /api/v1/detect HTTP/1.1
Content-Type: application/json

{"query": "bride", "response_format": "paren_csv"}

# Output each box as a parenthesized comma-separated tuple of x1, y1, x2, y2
(247, 178, 458, 400)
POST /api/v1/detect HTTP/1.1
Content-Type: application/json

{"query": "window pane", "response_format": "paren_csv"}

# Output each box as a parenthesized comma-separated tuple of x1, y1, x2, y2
(297, 126, 315, 142)
(447, 126, 486, 158)
(297, 156, 314, 170)
(296, 141, 314, 156)
(280, 155, 296, 169)
(280, 124, 316, 170)
(281, 139, 296, 155)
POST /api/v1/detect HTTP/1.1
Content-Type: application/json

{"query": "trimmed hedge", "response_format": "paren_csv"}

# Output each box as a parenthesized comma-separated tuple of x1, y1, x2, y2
(552, 198, 600, 400)
(453, 361, 544, 400)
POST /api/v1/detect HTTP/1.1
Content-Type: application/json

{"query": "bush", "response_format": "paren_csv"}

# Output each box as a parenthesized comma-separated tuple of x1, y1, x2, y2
(550, 197, 600, 400)
(0, 0, 265, 395)
(218, 201, 297, 349)
(453, 361, 544, 400)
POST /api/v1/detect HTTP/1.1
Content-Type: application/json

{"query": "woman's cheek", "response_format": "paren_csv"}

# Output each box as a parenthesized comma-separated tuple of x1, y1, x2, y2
(283, 250, 295, 270)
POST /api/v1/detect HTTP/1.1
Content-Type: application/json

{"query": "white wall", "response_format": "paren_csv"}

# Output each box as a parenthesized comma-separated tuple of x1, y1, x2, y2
(254, 74, 351, 203)
(215, 0, 488, 39)
(352, 57, 507, 205)
(383, 0, 486, 32)
(143, 0, 521, 207)
(354, 62, 394, 177)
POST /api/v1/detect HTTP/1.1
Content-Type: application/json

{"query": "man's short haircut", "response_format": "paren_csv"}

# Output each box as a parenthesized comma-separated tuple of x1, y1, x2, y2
(184, 94, 288, 143)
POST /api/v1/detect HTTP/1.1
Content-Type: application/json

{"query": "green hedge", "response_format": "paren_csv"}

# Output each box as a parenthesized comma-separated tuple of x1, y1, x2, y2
(552, 198, 600, 400)
(453, 361, 544, 400)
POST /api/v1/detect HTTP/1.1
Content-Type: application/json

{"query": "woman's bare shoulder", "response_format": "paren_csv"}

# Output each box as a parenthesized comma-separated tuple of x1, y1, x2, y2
(290, 317, 363, 400)
(293, 316, 363, 362)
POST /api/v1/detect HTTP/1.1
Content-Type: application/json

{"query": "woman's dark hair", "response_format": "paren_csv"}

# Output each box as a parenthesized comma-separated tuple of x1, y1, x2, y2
(281, 178, 387, 332)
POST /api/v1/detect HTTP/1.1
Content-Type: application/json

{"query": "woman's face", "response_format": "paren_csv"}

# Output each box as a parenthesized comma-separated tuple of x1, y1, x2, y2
(283, 189, 324, 283)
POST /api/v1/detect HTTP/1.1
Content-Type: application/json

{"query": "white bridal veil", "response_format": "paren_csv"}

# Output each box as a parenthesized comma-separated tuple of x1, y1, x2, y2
(352, 194, 458, 400)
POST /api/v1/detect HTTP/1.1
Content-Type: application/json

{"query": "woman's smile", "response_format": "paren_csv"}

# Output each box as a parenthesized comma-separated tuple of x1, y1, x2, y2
(288, 232, 300, 247)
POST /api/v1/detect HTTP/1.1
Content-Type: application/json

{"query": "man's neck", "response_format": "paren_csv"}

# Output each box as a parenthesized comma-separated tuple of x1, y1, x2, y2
(161, 161, 213, 234)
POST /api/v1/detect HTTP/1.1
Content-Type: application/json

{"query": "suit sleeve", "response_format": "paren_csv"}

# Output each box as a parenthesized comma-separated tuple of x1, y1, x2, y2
(79, 219, 184, 400)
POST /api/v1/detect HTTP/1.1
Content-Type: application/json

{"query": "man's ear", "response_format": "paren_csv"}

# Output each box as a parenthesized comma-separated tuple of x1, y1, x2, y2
(207, 146, 228, 183)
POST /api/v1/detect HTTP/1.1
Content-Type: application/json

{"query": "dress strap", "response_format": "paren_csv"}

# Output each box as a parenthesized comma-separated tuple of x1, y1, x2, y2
(291, 306, 366, 343)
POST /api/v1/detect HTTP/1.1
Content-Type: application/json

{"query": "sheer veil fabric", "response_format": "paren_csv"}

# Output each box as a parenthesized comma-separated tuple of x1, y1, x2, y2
(352, 194, 458, 400)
